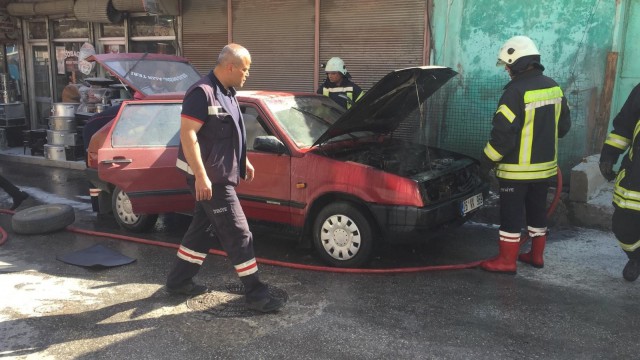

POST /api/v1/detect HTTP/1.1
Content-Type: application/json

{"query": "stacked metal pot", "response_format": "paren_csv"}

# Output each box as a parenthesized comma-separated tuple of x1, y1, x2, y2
(45, 103, 80, 161)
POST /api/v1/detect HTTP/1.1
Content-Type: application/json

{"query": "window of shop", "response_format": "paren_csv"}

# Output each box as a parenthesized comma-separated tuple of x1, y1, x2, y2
(129, 15, 177, 54)
(27, 21, 47, 40)
(2, 44, 22, 103)
(99, 20, 126, 54)
(52, 19, 93, 103)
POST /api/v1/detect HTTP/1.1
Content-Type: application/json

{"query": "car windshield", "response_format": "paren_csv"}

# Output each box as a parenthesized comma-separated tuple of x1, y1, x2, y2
(264, 95, 372, 148)
(102, 58, 201, 96)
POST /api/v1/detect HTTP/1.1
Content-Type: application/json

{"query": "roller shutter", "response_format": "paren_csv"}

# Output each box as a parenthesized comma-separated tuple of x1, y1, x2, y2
(319, 0, 426, 91)
(182, 0, 228, 75)
(231, 0, 314, 92)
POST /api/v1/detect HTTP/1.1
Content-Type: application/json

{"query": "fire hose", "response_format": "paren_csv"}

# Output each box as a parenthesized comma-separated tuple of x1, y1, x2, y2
(0, 168, 563, 274)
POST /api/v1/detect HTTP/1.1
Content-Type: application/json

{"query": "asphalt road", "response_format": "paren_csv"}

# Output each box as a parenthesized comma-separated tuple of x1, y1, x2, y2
(1, 161, 638, 359)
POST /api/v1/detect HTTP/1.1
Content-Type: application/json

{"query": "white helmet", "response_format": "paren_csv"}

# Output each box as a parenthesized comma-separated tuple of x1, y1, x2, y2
(496, 36, 540, 67)
(325, 57, 347, 75)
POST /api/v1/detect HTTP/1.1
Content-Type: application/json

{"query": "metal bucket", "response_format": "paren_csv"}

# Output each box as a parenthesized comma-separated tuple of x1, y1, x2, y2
(48, 116, 76, 131)
(51, 103, 79, 117)
(47, 130, 79, 146)
(44, 144, 67, 161)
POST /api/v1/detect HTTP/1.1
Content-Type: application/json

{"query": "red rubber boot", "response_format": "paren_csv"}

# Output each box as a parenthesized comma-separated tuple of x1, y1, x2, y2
(518, 235, 546, 268)
(480, 241, 519, 274)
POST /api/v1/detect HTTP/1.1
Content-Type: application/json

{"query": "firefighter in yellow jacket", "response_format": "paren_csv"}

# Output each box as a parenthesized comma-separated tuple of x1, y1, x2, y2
(480, 36, 571, 274)
(599, 83, 640, 282)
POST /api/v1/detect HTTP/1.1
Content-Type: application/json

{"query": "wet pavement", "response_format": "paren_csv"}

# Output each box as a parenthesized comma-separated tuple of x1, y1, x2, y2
(1, 161, 639, 359)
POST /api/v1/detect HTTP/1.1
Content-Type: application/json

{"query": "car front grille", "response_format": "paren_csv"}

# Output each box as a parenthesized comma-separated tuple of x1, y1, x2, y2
(420, 164, 480, 205)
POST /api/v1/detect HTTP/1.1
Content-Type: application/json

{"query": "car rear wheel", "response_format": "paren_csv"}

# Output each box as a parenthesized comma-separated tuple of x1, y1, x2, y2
(313, 202, 373, 268)
(112, 187, 158, 232)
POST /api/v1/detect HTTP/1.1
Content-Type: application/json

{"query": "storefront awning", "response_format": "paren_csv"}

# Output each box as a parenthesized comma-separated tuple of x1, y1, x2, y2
(6, 0, 178, 20)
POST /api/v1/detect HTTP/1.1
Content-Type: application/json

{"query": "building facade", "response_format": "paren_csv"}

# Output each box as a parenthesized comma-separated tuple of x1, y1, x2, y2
(0, 0, 636, 171)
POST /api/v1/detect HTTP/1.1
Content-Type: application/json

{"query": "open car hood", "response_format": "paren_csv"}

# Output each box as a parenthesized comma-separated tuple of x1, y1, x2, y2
(313, 66, 457, 146)
(86, 53, 201, 98)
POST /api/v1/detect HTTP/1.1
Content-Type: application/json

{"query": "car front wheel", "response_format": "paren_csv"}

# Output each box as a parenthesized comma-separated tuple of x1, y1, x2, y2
(313, 202, 374, 268)
(112, 187, 158, 232)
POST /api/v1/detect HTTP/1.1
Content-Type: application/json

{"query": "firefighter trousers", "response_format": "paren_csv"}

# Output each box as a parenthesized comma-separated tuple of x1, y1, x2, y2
(166, 182, 268, 301)
(612, 207, 640, 260)
(498, 180, 549, 235)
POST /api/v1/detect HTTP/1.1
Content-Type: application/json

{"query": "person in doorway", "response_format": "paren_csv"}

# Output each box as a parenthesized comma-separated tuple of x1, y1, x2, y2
(317, 57, 364, 109)
(0, 174, 29, 210)
(61, 71, 81, 103)
(479, 35, 571, 274)
(599, 83, 640, 282)
(166, 43, 285, 313)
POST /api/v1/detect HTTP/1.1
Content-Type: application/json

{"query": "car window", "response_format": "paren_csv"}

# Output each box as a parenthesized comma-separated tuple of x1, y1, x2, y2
(111, 102, 182, 147)
(241, 106, 270, 151)
(264, 95, 344, 148)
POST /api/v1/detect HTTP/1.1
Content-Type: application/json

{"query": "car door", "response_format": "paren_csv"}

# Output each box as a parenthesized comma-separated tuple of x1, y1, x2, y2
(237, 104, 292, 225)
(98, 100, 194, 214)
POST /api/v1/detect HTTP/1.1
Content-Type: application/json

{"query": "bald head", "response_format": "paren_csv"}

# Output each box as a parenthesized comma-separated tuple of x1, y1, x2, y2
(213, 43, 251, 89)
(216, 43, 251, 67)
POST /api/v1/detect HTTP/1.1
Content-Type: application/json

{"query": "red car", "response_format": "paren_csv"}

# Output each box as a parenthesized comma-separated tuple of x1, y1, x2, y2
(86, 54, 488, 267)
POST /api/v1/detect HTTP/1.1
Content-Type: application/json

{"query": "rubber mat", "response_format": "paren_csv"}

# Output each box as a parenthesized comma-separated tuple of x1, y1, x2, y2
(57, 244, 136, 268)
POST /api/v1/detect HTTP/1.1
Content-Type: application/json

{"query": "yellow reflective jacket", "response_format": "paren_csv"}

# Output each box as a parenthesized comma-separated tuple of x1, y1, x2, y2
(483, 69, 571, 181)
(601, 83, 640, 212)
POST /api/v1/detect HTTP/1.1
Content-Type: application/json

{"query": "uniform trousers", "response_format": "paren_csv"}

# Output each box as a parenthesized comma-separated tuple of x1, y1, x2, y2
(612, 207, 640, 260)
(166, 181, 268, 301)
(499, 180, 549, 236)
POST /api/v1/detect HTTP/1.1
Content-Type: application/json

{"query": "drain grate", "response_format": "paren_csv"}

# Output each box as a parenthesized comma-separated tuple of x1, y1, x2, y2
(186, 282, 288, 318)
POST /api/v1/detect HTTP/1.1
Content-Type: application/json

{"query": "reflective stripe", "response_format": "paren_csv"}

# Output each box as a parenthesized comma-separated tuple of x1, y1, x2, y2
(520, 108, 535, 164)
(496, 104, 516, 123)
(631, 120, 640, 161)
(499, 230, 521, 243)
(235, 258, 258, 277)
(324, 86, 354, 93)
(523, 86, 564, 104)
(495, 166, 558, 180)
(176, 158, 194, 175)
(613, 170, 640, 211)
(208, 106, 228, 116)
(528, 226, 547, 237)
(484, 143, 502, 162)
(525, 98, 562, 110)
(619, 238, 640, 252)
(177, 245, 207, 265)
(497, 160, 557, 171)
(605, 133, 630, 151)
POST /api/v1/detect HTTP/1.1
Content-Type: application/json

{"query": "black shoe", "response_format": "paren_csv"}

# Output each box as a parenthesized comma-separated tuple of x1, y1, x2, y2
(623, 259, 640, 282)
(166, 281, 208, 296)
(246, 296, 285, 313)
(10, 191, 29, 210)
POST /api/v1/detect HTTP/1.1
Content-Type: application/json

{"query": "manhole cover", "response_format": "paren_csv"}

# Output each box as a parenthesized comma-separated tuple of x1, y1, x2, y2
(186, 283, 288, 318)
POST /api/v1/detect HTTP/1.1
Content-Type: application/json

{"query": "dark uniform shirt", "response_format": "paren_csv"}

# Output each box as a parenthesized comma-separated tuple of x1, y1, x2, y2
(177, 71, 246, 186)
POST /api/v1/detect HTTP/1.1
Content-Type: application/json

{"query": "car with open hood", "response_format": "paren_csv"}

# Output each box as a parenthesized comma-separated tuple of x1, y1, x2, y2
(86, 55, 488, 267)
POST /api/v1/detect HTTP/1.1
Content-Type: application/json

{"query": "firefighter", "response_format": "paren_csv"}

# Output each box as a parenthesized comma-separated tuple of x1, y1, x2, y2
(599, 83, 640, 282)
(479, 35, 571, 274)
(317, 57, 364, 109)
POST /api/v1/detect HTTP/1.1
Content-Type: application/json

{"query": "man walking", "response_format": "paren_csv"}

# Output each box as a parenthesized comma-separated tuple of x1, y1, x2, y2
(166, 44, 285, 312)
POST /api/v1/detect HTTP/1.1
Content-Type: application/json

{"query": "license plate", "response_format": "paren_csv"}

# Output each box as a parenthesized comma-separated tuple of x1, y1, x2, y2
(461, 193, 483, 215)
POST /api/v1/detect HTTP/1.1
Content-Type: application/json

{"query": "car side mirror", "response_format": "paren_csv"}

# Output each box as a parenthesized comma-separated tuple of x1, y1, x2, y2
(253, 135, 288, 155)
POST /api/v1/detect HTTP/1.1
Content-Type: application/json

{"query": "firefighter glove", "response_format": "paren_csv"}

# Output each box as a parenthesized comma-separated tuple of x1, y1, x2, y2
(599, 161, 616, 181)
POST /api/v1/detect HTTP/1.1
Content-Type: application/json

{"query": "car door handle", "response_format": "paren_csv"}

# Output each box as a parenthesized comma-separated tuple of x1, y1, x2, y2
(101, 157, 133, 164)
